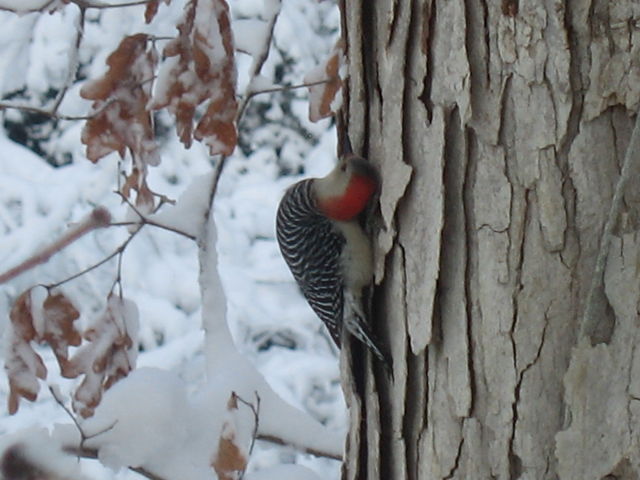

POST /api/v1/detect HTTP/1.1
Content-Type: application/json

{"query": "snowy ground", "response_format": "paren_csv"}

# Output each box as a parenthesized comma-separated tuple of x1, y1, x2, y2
(0, 1, 346, 478)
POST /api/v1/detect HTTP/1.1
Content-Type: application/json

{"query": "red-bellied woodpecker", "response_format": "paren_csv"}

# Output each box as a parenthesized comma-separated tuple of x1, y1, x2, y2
(276, 154, 391, 371)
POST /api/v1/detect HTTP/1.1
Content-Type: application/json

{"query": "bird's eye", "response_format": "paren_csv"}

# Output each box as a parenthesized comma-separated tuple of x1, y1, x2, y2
(340, 162, 347, 172)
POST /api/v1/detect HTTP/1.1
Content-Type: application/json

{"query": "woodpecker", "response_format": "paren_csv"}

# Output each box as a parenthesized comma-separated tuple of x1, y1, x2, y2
(276, 154, 391, 371)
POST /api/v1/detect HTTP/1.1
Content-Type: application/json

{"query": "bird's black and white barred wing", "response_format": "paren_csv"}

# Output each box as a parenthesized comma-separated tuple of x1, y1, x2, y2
(276, 180, 345, 346)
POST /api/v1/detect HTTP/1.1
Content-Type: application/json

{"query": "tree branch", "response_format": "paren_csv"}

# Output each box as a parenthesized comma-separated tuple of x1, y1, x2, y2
(255, 433, 343, 461)
(580, 110, 640, 341)
(0, 102, 92, 121)
(44, 225, 141, 290)
(0, 207, 111, 285)
(115, 191, 196, 240)
(234, 2, 281, 123)
(245, 78, 331, 98)
(62, 431, 342, 478)
(0, 75, 154, 122)
(110, 219, 195, 240)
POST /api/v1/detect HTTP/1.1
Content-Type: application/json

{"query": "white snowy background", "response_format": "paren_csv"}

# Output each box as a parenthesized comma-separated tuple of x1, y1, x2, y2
(0, 1, 346, 479)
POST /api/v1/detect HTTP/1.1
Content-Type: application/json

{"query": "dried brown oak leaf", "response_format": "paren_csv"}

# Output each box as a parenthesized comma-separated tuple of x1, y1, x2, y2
(5, 289, 81, 414)
(144, 0, 171, 24)
(6, 290, 47, 414)
(305, 39, 345, 122)
(121, 167, 156, 213)
(66, 295, 138, 418)
(152, 0, 238, 156)
(42, 293, 82, 377)
(212, 395, 248, 480)
(80, 34, 160, 168)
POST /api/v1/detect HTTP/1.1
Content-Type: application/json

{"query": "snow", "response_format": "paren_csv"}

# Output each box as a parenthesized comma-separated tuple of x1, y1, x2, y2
(0, 1, 344, 479)
(263, 0, 282, 19)
(150, 172, 216, 239)
(0, 0, 53, 12)
(83, 368, 190, 470)
(233, 20, 271, 60)
(0, 15, 35, 96)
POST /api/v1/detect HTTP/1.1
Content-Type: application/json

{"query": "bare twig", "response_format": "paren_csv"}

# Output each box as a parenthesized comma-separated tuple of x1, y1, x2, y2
(41, 219, 194, 293)
(109, 220, 195, 240)
(233, 391, 261, 480)
(115, 191, 196, 240)
(235, 3, 281, 123)
(112, 239, 126, 297)
(31, 198, 193, 291)
(580, 110, 640, 341)
(51, 6, 86, 114)
(0, 96, 123, 121)
(44, 231, 135, 290)
(0, 207, 111, 285)
(49, 386, 118, 455)
(0, 76, 154, 122)
(256, 433, 343, 461)
(248, 78, 331, 97)
(0, 102, 91, 121)
(231, 391, 260, 480)
(49, 385, 86, 442)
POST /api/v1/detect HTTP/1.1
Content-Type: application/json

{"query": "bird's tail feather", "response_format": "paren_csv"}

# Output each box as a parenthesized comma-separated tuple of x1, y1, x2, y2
(344, 291, 393, 376)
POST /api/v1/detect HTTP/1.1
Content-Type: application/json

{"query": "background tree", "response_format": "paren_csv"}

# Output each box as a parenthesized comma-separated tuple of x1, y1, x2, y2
(339, 1, 640, 479)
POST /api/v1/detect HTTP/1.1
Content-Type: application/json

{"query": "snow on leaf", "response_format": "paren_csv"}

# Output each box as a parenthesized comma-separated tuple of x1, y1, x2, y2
(5, 289, 47, 415)
(5, 288, 84, 414)
(305, 39, 344, 122)
(152, 0, 238, 156)
(66, 295, 139, 418)
(194, 96, 238, 157)
(9, 290, 38, 342)
(212, 393, 248, 480)
(80, 34, 160, 169)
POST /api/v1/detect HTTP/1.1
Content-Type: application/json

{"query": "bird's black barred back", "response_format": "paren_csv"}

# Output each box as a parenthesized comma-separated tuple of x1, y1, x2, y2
(276, 179, 346, 346)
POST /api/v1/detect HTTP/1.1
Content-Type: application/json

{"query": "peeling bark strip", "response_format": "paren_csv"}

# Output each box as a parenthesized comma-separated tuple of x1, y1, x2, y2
(341, 0, 640, 478)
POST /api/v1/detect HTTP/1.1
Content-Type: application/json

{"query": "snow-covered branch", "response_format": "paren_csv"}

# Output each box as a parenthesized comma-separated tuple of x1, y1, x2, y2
(197, 170, 344, 470)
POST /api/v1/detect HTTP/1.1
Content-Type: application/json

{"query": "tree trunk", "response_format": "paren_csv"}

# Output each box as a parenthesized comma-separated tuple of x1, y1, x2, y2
(340, 1, 640, 479)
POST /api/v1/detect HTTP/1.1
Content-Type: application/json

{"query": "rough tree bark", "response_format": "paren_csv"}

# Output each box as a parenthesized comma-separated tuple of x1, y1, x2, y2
(339, 1, 640, 479)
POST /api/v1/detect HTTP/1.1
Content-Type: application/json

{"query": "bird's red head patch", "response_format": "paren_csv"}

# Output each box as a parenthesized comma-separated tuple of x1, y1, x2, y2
(318, 173, 377, 221)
